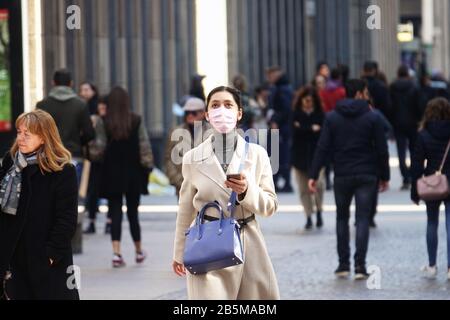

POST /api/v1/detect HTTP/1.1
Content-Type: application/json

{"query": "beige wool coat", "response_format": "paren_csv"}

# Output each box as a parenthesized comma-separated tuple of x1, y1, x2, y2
(173, 134, 280, 300)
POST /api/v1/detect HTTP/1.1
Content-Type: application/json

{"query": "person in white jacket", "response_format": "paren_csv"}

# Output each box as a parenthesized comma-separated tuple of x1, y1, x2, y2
(172, 86, 280, 300)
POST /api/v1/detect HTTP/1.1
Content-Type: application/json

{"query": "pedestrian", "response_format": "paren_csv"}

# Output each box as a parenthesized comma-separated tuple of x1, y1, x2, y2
(232, 74, 256, 131)
(36, 69, 95, 184)
(316, 61, 330, 82)
(189, 74, 206, 102)
(83, 95, 109, 234)
(165, 97, 211, 198)
(361, 61, 391, 120)
(100, 87, 154, 268)
(266, 66, 294, 193)
(0, 110, 79, 300)
(308, 79, 390, 280)
(79, 81, 99, 115)
(411, 97, 450, 280)
(291, 86, 325, 230)
(172, 86, 280, 300)
(390, 65, 422, 190)
(319, 68, 346, 113)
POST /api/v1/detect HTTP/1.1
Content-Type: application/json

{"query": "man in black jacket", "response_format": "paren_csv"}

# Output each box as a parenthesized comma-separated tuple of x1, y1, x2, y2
(308, 79, 390, 280)
(36, 69, 95, 181)
(390, 65, 422, 190)
(362, 61, 391, 119)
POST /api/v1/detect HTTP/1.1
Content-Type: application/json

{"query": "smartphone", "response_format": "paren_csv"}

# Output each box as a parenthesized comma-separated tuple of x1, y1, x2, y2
(226, 173, 243, 181)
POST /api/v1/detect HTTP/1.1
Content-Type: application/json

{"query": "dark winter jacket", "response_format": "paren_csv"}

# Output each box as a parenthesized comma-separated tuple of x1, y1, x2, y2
(309, 99, 390, 181)
(100, 114, 154, 197)
(291, 109, 325, 172)
(411, 121, 450, 203)
(390, 78, 422, 131)
(0, 154, 79, 300)
(36, 86, 95, 159)
(268, 75, 293, 137)
(363, 76, 391, 119)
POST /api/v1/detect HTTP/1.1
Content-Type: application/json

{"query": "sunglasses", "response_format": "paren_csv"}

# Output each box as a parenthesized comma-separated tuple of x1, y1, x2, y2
(185, 110, 200, 116)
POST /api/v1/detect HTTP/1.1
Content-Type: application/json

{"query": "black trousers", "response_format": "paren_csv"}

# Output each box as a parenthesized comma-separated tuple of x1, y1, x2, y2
(86, 162, 103, 220)
(394, 128, 417, 184)
(108, 192, 141, 242)
(334, 175, 378, 267)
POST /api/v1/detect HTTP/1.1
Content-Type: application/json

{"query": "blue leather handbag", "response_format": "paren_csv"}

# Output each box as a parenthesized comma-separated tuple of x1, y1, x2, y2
(183, 141, 249, 275)
(183, 200, 244, 275)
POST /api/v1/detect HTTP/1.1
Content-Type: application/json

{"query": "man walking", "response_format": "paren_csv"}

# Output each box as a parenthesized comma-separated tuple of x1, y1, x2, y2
(308, 79, 390, 280)
(36, 69, 95, 182)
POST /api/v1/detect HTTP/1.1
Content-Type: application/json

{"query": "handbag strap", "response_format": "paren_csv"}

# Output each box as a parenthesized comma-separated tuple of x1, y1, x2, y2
(438, 138, 450, 174)
(227, 139, 250, 218)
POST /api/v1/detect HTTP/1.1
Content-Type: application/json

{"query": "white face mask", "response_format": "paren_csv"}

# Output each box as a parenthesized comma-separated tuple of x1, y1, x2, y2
(207, 106, 238, 134)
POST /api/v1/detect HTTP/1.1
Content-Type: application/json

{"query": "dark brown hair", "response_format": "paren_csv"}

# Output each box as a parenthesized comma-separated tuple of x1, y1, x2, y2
(292, 85, 323, 115)
(206, 86, 242, 111)
(420, 97, 450, 130)
(104, 86, 134, 140)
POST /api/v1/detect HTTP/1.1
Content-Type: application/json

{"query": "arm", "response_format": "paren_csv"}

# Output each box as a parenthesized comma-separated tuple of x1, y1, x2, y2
(173, 154, 198, 264)
(138, 120, 154, 170)
(237, 149, 278, 217)
(80, 106, 96, 145)
(374, 117, 390, 182)
(46, 165, 78, 264)
(309, 116, 332, 180)
(410, 134, 425, 203)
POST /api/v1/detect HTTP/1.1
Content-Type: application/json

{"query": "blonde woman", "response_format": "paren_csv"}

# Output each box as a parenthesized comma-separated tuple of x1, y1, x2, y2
(0, 110, 79, 300)
(172, 86, 280, 300)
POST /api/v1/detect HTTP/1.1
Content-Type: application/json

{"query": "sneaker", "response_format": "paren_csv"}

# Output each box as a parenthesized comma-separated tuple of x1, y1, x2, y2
(354, 266, 369, 280)
(83, 222, 96, 234)
(104, 222, 112, 235)
(335, 264, 350, 278)
(316, 211, 323, 228)
(305, 217, 313, 230)
(421, 265, 437, 279)
(112, 254, 126, 268)
(136, 251, 147, 264)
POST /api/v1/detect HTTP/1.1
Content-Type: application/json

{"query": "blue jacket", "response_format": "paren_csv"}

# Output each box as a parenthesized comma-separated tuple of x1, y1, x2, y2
(309, 99, 390, 181)
(411, 120, 450, 202)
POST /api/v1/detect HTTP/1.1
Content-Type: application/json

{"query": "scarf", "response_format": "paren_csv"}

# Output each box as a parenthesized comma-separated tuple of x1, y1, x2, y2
(0, 152, 39, 216)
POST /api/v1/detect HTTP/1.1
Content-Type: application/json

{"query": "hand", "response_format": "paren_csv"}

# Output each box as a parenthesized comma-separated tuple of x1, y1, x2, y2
(172, 261, 186, 277)
(379, 180, 389, 193)
(293, 121, 300, 128)
(308, 179, 317, 193)
(49, 258, 54, 266)
(270, 123, 279, 130)
(225, 173, 248, 195)
(312, 124, 321, 132)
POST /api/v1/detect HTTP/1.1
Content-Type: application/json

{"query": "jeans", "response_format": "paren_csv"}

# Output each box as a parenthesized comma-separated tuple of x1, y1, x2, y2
(334, 175, 378, 267)
(108, 192, 141, 242)
(394, 129, 417, 184)
(425, 200, 450, 268)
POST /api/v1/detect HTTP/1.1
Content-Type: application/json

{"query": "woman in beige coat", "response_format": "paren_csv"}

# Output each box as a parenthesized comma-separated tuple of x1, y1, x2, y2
(172, 86, 280, 300)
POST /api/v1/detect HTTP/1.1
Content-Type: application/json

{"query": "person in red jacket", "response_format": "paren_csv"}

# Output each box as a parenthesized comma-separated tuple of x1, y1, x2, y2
(320, 68, 346, 113)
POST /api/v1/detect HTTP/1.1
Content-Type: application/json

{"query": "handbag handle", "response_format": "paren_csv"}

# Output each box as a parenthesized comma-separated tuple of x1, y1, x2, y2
(438, 138, 450, 174)
(196, 201, 224, 240)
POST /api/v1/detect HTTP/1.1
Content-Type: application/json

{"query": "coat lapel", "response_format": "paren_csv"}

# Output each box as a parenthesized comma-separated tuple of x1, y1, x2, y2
(193, 135, 248, 195)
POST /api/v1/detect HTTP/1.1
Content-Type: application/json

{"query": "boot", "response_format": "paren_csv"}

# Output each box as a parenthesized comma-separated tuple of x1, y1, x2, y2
(305, 216, 313, 230)
(316, 211, 323, 228)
